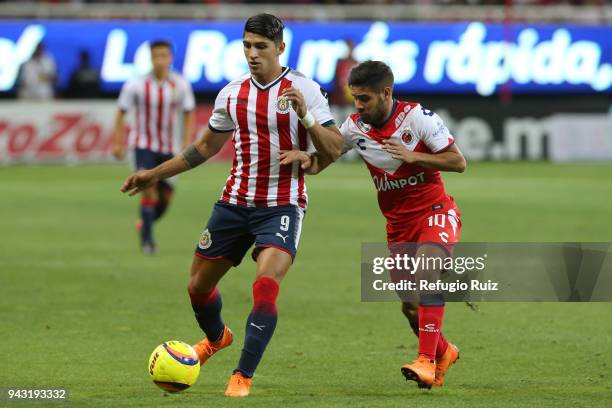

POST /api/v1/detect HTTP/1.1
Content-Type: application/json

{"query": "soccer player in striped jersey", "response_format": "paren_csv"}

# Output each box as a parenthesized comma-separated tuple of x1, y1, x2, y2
(120, 14, 343, 397)
(113, 40, 195, 254)
(279, 61, 466, 389)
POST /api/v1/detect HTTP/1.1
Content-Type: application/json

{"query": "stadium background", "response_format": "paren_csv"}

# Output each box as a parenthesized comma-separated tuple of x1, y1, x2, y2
(0, 1, 610, 407)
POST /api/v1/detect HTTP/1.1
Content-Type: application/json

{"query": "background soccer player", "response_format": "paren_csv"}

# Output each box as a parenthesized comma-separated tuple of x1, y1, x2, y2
(120, 14, 343, 397)
(279, 60, 466, 389)
(112, 40, 195, 254)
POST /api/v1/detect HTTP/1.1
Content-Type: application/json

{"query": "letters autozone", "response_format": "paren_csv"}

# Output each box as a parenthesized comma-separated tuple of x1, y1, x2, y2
(0, 102, 234, 164)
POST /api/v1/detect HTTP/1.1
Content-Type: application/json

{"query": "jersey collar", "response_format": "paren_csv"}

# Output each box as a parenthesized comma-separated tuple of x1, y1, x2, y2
(147, 71, 173, 84)
(250, 67, 290, 91)
(358, 99, 400, 145)
(372, 99, 398, 130)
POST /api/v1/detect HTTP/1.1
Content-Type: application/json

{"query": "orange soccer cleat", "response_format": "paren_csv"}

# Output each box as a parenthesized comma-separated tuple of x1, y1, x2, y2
(192, 326, 233, 366)
(401, 354, 436, 389)
(224, 372, 252, 397)
(433, 343, 460, 387)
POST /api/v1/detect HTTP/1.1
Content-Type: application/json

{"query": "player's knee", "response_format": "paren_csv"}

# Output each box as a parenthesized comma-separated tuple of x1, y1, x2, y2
(187, 265, 220, 293)
(255, 248, 292, 283)
(187, 274, 215, 294)
(256, 270, 284, 284)
(252, 276, 280, 313)
(142, 185, 159, 201)
(419, 293, 445, 306)
(158, 184, 174, 204)
(402, 302, 418, 318)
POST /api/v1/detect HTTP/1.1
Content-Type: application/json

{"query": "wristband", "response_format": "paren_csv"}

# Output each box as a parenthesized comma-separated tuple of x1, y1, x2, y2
(299, 111, 316, 129)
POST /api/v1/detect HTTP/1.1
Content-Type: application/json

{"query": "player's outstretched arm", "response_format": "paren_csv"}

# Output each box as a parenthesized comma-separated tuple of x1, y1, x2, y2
(281, 86, 343, 161)
(382, 140, 467, 173)
(278, 150, 336, 175)
(120, 127, 232, 196)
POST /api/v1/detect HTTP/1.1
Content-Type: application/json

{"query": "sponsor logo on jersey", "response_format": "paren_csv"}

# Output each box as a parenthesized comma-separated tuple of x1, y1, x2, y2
(394, 104, 415, 128)
(401, 128, 413, 144)
(372, 172, 425, 192)
(198, 229, 212, 249)
(356, 138, 367, 150)
(432, 121, 447, 138)
(276, 96, 291, 114)
(356, 118, 371, 133)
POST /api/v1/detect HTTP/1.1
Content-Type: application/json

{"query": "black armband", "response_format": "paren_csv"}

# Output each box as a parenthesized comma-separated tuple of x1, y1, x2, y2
(182, 144, 207, 168)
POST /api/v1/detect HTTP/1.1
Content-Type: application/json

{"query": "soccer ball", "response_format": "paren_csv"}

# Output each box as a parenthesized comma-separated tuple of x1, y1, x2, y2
(148, 341, 200, 392)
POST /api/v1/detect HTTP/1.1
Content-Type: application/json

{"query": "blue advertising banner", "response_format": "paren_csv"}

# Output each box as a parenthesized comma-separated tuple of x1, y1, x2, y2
(0, 20, 609, 95)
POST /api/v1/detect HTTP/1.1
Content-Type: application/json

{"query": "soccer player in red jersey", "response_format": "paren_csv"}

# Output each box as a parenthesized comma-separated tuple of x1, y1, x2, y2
(112, 40, 196, 254)
(280, 60, 466, 389)
(120, 14, 343, 397)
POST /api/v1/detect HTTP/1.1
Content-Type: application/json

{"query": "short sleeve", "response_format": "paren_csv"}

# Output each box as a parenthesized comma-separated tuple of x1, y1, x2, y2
(208, 85, 235, 132)
(117, 80, 136, 112)
(304, 81, 336, 127)
(339, 117, 354, 154)
(414, 105, 454, 153)
(181, 79, 195, 112)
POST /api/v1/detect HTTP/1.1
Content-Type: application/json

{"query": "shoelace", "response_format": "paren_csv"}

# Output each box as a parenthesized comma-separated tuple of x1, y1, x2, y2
(202, 342, 216, 356)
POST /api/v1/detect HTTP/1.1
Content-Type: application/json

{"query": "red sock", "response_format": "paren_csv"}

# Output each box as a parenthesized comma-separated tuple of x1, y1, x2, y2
(418, 305, 445, 360)
(436, 333, 449, 359)
(252, 276, 279, 314)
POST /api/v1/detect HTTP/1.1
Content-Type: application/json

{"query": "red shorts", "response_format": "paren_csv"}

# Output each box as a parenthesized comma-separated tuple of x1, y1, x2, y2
(387, 200, 462, 247)
(387, 201, 462, 302)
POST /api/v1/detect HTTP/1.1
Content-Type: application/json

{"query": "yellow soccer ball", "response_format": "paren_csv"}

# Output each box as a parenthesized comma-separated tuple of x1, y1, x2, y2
(148, 341, 200, 392)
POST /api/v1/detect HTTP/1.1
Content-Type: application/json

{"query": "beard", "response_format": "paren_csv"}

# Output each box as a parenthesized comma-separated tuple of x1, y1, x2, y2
(360, 104, 387, 126)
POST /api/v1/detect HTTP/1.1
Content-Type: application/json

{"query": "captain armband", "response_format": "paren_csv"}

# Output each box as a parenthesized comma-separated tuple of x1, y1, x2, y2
(182, 144, 207, 168)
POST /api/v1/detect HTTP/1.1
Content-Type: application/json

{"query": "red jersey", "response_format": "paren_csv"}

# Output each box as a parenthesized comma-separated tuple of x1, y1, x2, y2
(339, 100, 458, 236)
(208, 68, 335, 209)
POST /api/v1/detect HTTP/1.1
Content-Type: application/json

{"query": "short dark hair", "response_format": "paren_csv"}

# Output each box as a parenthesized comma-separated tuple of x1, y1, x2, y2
(150, 40, 172, 52)
(348, 60, 394, 92)
(244, 13, 284, 44)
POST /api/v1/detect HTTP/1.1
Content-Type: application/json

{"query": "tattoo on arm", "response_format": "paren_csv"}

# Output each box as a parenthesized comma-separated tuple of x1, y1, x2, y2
(182, 144, 207, 168)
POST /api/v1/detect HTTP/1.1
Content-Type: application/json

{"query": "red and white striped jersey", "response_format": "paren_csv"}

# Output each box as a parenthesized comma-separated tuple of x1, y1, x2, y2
(340, 100, 457, 229)
(118, 71, 195, 154)
(209, 67, 335, 209)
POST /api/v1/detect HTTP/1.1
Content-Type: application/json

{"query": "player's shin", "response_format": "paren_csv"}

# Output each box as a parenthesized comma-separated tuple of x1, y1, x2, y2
(402, 302, 420, 337)
(188, 286, 225, 342)
(154, 184, 173, 221)
(417, 294, 445, 361)
(140, 197, 157, 245)
(402, 302, 449, 358)
(235, 276, 279, 378)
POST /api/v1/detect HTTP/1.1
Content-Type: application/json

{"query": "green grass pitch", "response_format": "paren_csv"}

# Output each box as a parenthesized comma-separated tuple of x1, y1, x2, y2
(1, 162, 611, 407)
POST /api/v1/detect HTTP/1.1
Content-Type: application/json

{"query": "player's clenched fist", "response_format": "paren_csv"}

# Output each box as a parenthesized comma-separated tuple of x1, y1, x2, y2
(280, 87, 307, 118)
(120, 170, 158, 196)
(278, 150, 312, 170)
